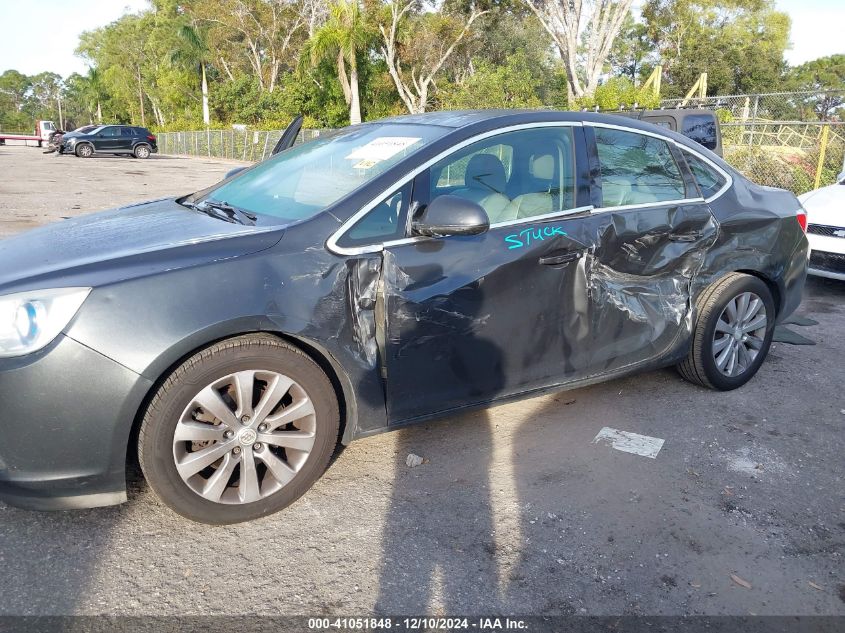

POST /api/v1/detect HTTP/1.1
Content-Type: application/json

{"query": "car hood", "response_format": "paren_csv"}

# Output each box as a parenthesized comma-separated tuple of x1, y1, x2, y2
(0, 197, 284, 293)
(799, 184, 845, 227)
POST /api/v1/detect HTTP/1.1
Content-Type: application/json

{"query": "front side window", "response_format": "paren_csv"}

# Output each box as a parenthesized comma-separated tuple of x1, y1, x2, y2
(199, 123, 446, 222)
(683, 151, 727, 198)
(594, 127, 686, 207)
(426, 127, 577, 224)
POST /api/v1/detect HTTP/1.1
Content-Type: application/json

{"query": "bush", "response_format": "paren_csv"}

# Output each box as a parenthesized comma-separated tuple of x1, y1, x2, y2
(573, 77, 660, 111)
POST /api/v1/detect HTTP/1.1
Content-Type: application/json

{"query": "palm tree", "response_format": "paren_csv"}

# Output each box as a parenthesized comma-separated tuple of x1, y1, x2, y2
(79, 68, 104, 124)
(172, 23, 211, 126)
(308, 0, 369, 125)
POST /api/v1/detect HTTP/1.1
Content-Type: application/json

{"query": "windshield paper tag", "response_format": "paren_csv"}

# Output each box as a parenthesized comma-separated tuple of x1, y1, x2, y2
(345, 137, 421, 162)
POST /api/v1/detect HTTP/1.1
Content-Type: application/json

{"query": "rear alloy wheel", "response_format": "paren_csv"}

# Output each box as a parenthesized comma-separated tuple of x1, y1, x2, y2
(139, 335, 340, 524)
(134, 144, 151, 159)
(75, 143, 93, 158)
(678, 273, 775, 391)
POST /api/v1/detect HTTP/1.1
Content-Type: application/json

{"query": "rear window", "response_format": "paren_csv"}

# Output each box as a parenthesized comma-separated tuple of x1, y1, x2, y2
(683, 151, 727, 198)
(594, 127, 686, 207)
(681, 114, 718, 151)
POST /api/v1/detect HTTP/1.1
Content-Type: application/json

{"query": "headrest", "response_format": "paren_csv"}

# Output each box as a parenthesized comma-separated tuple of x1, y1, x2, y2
(465, 154, 506, 193)
(530, 154, 555, 181)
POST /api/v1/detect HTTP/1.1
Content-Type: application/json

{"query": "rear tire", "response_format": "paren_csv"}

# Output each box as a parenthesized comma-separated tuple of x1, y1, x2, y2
(75, 143, 93, 158)
(138, 334, 340, 524)
(134, 144, 151, 159)
(677, 273, 775, 391)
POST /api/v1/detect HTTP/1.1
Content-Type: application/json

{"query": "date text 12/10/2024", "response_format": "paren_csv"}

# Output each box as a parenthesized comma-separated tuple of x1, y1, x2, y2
(307, 617, 529, 630)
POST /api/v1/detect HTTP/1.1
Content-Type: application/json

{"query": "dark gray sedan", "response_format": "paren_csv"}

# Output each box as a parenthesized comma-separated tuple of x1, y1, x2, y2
(0, 111, 808, 524)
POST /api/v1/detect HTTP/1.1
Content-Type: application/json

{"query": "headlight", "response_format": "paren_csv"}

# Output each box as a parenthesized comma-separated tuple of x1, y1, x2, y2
(0, 288, 91, 358)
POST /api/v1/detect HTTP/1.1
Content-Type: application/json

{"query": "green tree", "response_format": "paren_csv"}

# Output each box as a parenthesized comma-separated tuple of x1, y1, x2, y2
(439, 51, 547, 109)
(306, 0, 370, 124)
(607, 15, 655, 82)
(172, 23, 214, 125)
(0, 70, 32, 132)
(642, 0, 790, 96)
(787, 55, 845, 120)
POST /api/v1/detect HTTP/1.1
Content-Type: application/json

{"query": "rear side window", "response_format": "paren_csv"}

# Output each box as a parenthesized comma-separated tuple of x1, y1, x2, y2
(683, 151, 727, 198)
(594, 127, 686, 207)
(121, 127, 135, 137)
(682, 115, 718, 151)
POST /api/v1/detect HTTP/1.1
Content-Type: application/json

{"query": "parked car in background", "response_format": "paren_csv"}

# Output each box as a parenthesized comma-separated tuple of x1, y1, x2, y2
(60, 124, 158, 158)
(0, 110, 807, 524)
(613, 109, 722, 156)
(45, 124, 100, 154)
(798, 172, 845, 280)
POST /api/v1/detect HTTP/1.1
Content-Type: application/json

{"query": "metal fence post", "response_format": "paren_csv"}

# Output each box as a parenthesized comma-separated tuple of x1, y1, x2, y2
(814, 124, 830, 190)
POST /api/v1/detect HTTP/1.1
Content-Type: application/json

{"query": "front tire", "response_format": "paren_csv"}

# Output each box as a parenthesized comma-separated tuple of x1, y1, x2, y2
(138, 334, 340, 524)
(75, 143, 93, 158)
(678, 273, 775, 391)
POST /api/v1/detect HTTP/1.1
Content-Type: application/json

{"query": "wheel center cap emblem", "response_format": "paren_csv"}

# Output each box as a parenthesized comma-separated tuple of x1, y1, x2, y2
(238, 428, 257, 446)
(733, 328, 743, 342)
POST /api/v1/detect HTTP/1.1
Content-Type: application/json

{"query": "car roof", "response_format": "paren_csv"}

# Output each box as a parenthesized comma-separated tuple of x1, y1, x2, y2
(377, 108, 704, 136)
(376, 108, 724, 158)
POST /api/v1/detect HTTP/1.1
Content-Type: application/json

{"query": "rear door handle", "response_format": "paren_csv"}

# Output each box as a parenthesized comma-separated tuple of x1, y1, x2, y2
(539, 251, 582, 266)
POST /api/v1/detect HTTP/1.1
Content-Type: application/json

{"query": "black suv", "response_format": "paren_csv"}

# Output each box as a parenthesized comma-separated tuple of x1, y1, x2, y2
(60, 125, 158, 159)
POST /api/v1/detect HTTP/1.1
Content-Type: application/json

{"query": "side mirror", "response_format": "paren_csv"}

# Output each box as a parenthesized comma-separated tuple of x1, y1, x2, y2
(225, 166, 246, 179)
(412, 195, 489, 238)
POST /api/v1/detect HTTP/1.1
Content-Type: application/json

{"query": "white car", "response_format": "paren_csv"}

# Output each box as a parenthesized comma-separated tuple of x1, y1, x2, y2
(798, 172, 845, 280)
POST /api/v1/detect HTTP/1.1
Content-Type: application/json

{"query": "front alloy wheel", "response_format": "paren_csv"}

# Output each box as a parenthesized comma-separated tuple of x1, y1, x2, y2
(139, 335, 340, 524)
(76, 143, 93, 158)
(173, 370, 317, 505)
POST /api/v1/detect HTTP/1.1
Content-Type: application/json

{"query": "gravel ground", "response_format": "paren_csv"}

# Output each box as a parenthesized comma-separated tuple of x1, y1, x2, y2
(0, 145, 843, 616)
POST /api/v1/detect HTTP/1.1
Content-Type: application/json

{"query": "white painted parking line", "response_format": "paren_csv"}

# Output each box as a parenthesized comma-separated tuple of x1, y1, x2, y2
(592, 427, 665, 459)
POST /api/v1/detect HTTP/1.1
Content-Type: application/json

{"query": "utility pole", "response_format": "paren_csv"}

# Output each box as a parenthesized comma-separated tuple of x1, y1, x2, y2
(57, 95, 64, 130)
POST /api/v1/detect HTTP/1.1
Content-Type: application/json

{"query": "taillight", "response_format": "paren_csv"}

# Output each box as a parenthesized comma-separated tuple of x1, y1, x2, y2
(796, 208, 808, 232)
(147, 134, 156, 142)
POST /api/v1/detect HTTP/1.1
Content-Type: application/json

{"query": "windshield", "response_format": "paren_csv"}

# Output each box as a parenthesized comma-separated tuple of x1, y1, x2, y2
(197, 123, 448, 222)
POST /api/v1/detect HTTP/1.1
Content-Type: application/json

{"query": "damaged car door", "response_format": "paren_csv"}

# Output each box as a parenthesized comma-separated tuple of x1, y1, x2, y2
(376, 123, 718, 424)
(377, 125, 599, 423)
(574, 124, 719, 375)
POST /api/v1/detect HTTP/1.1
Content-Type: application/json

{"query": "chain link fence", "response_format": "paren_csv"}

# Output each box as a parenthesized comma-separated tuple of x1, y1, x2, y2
(660, 90, 845, 123)
(158, 101, 845, 196)
(722, 122, 845, 194)
(156, 128, 327, 163)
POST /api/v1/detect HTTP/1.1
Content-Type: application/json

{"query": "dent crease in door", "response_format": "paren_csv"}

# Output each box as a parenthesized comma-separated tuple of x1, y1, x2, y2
(374, 203, 719, 416)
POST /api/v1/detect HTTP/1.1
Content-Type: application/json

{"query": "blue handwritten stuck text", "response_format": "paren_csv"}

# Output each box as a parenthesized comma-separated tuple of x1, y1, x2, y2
(505, 225, 568, 250)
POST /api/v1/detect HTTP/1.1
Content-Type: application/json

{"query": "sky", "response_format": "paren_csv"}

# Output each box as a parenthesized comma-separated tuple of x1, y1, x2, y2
(0, 0, 842, 78)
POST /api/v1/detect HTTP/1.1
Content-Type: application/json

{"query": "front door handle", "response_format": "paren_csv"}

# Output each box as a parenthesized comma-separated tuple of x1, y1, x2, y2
(539, 251, 582, 266)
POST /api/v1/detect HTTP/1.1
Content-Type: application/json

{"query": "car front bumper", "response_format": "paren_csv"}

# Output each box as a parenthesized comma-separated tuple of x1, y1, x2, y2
(0, 334, 152, 510)
(807, 232, 845, 281)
